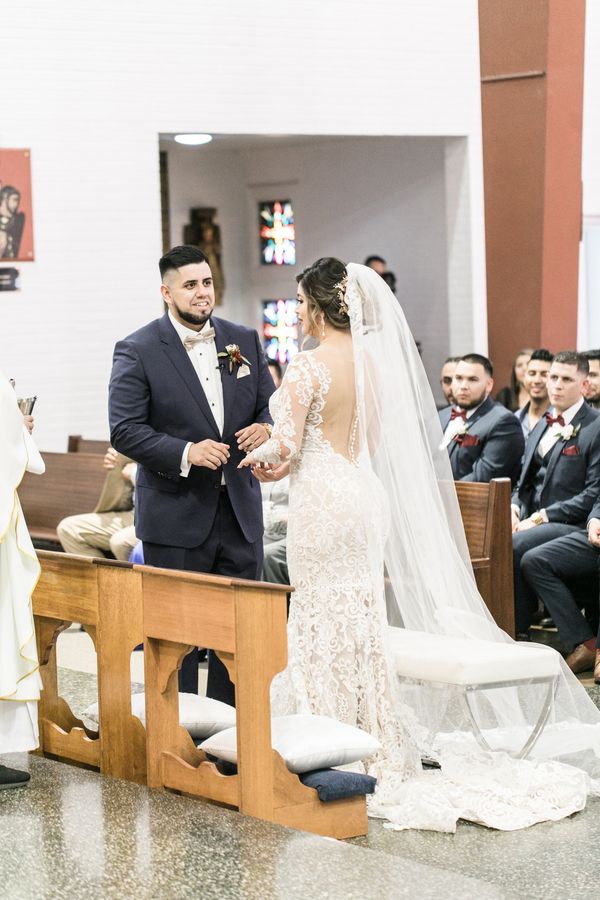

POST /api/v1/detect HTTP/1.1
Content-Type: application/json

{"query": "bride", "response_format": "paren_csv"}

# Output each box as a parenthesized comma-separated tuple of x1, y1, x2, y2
(240, 258, 600, 832)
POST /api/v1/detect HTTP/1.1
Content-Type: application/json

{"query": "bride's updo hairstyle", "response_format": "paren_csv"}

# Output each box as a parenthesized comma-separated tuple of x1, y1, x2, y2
(296, 257, 350, 334)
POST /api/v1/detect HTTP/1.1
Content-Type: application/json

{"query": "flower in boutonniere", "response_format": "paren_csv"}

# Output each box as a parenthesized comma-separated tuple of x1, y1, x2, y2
(218, 344, 251, 374)
(559, 423, 580, 442)
(453, 421, 469, 443)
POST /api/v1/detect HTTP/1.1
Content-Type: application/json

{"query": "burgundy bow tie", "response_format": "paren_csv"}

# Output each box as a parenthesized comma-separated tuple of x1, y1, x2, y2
(545, 412, 565, 428)
(450, 408, 467, 421)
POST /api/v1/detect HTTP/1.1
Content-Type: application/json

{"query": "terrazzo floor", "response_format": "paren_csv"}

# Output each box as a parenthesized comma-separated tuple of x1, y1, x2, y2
(2, 635, 600, 899)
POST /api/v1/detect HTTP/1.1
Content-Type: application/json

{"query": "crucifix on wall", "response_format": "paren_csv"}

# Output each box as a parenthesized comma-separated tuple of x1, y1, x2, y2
(183, 207, 225, 305)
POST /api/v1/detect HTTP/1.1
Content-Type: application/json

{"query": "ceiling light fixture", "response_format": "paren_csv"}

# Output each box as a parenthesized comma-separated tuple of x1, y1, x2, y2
(173, 133, 213, 146)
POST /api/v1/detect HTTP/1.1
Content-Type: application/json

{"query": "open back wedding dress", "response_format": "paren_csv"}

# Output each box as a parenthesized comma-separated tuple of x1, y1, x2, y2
(248, 264, 600, 832)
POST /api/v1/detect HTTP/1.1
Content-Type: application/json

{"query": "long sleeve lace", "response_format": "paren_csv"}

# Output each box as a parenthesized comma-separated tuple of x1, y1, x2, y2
(247, 354, 315, 465)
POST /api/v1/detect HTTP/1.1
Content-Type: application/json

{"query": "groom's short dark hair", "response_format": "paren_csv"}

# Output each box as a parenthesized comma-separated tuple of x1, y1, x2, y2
(159, 245, 209, 279)
(460, 353, 493, 377)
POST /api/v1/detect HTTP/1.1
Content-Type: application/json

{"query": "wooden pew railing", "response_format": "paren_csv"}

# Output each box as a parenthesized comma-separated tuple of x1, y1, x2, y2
(33, 553, 368, 839)
(33, 551, 146, 783)
(455, 477, 515, 637)
(141, 566, 368, 839)
(20, 452, 107, 547)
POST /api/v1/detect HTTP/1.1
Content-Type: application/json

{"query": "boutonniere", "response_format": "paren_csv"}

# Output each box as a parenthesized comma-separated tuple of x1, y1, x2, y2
(453, 421, 469, 442)
(559, 423, 580, 442)
(218, 344, 251, 375)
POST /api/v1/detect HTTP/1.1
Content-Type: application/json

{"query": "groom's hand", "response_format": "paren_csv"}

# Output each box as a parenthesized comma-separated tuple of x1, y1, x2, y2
(187, 439, 230, 470)
(235, 422, 269, 452)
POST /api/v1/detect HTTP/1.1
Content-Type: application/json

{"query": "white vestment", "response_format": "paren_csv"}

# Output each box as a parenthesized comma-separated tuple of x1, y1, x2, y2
(0, 369, 44, 753)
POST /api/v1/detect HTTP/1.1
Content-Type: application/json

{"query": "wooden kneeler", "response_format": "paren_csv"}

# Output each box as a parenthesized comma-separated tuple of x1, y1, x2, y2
(33, 551, 146, 783)
(141, 566, 368, 839)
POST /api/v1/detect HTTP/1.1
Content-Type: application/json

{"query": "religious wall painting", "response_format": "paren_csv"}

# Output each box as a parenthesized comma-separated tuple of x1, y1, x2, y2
(259, 200, 295, 266)
(263, 299, 299, 364)
(183, 207, 225, 304)
(0, 149, 34, 261)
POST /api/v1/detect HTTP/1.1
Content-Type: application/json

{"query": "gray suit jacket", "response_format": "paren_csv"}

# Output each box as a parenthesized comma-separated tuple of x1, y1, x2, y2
(439, 397, 524, 484)
(512, 402, 600, 523)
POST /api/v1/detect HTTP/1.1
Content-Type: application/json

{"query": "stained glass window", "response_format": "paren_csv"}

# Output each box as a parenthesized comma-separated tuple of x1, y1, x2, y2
(259, 200, 296, 265)
(263, 299, 299, 364)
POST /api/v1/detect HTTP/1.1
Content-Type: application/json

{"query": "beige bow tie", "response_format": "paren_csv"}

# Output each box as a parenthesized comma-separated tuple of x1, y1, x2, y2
(183, 327, 215, 350)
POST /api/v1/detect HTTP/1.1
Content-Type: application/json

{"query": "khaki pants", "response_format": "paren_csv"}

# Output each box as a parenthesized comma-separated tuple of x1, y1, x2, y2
(56, 510, 136, 561)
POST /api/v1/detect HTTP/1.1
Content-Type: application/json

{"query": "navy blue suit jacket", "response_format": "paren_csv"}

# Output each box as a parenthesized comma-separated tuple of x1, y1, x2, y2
(439, 397, 524, 484)
(108, 314, 275, 547)
(512, 401, 600, 524)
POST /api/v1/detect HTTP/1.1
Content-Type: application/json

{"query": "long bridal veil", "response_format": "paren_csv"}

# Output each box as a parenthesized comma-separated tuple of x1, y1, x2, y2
(346, 263, 600, 788)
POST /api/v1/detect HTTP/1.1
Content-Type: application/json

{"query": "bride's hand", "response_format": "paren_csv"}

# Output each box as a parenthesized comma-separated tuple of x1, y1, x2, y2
(250, 461, 289, 482)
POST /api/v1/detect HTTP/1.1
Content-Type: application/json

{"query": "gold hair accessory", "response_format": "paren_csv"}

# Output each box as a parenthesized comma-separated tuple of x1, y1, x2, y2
(334, 275, 349, 316)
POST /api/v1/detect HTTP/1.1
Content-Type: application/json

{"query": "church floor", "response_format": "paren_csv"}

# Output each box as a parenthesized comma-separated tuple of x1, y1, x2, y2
(1, 647, 599, 899)
(0, 752, 519, 900)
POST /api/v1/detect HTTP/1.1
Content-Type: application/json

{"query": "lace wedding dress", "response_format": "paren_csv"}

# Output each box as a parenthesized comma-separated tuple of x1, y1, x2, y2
(248, 264, 600, 832)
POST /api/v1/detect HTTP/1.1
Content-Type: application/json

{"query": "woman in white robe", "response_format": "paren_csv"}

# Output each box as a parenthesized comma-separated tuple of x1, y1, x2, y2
(0, 368, 44, 787)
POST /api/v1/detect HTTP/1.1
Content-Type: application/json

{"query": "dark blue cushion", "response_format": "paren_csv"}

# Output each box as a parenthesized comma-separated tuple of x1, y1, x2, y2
(299, 768, 376, 802)
(203, 756, 376, 801)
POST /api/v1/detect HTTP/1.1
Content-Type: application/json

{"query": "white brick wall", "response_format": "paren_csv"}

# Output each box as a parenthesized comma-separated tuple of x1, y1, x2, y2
(0, 0, 486, 448)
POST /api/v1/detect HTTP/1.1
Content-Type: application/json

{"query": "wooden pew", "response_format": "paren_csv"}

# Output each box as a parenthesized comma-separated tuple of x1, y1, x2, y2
(142, 566, 368, 839)
(455, 477, 515, 637)
(33, 551, 146, 783)
(19, 451, 106, 546)
(67, 435, 110, 454)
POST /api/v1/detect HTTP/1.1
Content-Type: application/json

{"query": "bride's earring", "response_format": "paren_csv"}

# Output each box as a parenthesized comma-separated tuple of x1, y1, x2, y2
(320, 316, 325, 339)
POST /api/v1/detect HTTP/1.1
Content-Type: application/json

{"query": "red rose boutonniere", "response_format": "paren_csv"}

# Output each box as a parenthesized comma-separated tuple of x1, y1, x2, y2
(218, 343, 251, 374)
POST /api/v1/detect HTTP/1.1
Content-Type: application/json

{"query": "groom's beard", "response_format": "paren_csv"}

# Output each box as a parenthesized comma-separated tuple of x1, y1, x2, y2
(179, 309, 210, 327)
(174, 304, 212, 328)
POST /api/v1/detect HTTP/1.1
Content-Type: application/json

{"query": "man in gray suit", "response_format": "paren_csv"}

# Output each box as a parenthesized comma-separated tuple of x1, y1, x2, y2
(439, 353, 524, 484)
(510, 351, 600, 640)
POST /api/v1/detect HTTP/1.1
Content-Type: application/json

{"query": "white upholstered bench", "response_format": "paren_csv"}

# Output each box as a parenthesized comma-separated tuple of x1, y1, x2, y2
(387, 627, 561, 759)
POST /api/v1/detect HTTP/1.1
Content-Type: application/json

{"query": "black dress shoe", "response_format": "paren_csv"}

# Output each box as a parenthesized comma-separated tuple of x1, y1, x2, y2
(0, 765, 31, 789)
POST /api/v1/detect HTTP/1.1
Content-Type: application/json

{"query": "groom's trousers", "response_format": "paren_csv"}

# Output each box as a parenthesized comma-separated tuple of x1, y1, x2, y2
(143, 488, 263, 705)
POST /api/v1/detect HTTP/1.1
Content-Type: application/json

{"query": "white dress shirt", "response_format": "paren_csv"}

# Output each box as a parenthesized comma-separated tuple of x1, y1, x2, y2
(537, 397, 584, 459)
(442, 402, 484, 449)
(167, 311, 224, 478)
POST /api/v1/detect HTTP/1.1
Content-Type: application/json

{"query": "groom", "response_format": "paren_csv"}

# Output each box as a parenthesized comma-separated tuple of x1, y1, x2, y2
(109, 245, 275, 703)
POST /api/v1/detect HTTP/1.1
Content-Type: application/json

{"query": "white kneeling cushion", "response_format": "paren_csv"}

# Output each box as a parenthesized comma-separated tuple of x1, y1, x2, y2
(199, 714, 381, 774)
(83, 692, 236, 740)
(387, 627, 559, 686)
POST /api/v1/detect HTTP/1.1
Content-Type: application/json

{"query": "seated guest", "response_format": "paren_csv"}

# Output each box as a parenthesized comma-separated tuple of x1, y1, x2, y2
(57, 447, 137, 560)
(520, 505, 600, 677)
(495, 348, 533, 411)
(515, 348, 553, 439)
(583, 349, 600, 410)
(440, 353, 524, 483)
(439, 356, 460, 407)
(511, 351, 600, 637)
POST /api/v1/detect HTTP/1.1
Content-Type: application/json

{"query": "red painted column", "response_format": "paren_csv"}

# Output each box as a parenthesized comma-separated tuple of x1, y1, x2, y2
(479, 0, 585, 388)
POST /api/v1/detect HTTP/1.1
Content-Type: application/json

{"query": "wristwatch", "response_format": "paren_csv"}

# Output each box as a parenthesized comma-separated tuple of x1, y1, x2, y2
(530, 512, 545, 526)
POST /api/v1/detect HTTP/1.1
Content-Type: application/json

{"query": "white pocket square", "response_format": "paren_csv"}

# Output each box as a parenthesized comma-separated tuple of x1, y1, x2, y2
(237, 365, 251, 379)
